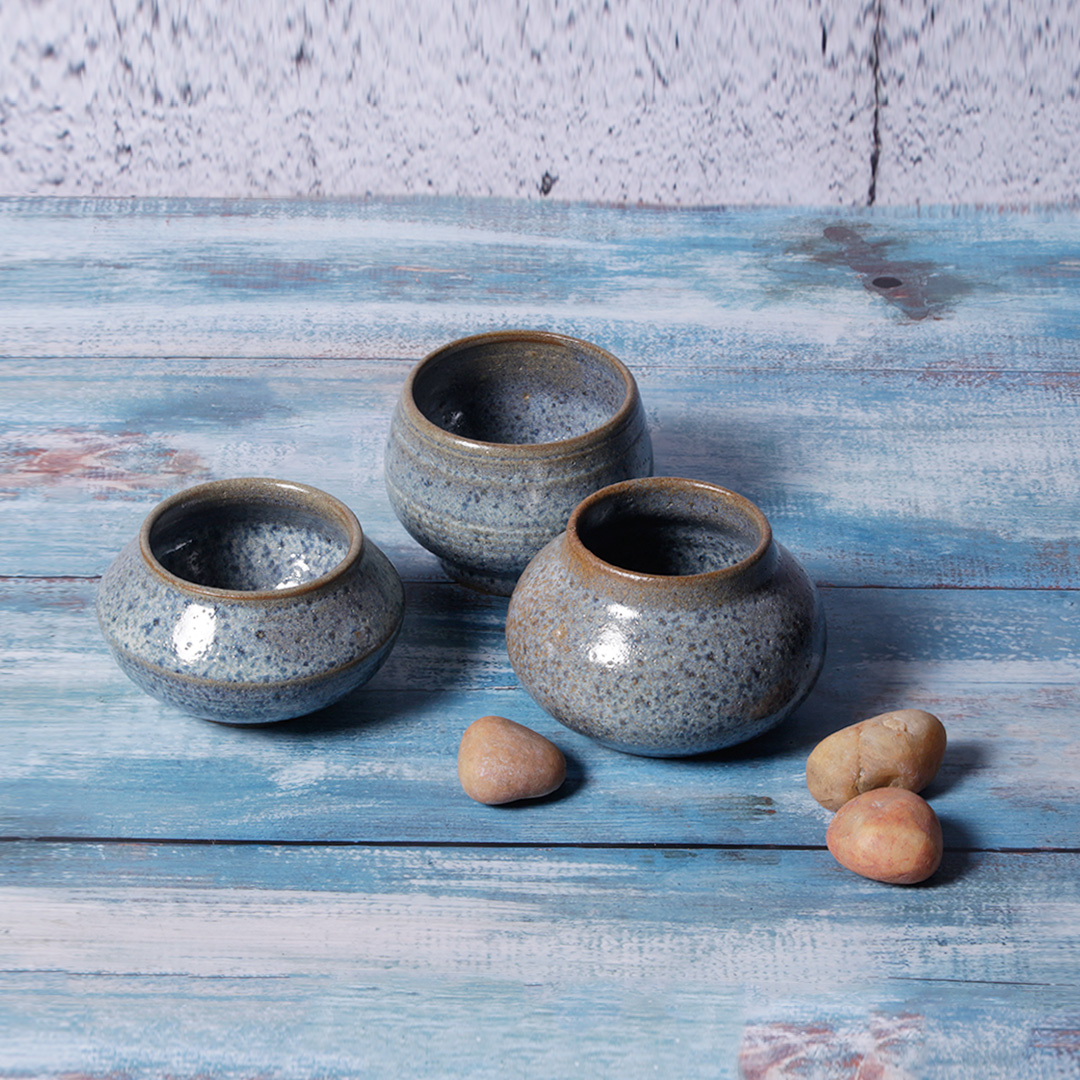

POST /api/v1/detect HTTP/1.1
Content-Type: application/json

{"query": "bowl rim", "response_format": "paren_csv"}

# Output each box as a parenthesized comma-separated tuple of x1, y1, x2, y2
(139, 477, 365, 602)
(564, 476, 775, 586)
(399, 329, 643, 457)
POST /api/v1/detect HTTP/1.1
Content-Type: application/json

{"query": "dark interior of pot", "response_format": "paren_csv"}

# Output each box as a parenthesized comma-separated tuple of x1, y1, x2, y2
(413, 338, 628, 444)
(150, 497, 352, 591)
(576, 485, 764, 576)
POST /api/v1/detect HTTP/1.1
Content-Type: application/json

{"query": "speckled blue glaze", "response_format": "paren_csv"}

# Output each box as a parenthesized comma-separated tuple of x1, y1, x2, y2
(96, 478, 405, 724)
(505, 478, 826, 757)
(384, 330, 653, 595)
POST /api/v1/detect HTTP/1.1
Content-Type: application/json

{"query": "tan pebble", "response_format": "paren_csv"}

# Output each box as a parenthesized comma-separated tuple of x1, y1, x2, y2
(457, 715, 566, 805)
(826, 787, 943, 885)
(806, 708, 947, 811)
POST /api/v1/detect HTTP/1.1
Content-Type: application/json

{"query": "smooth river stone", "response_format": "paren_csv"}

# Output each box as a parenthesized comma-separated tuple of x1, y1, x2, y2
(457, 715, 567, 805)
(826, 787, 944, 885)
(806, 708, 947, 811)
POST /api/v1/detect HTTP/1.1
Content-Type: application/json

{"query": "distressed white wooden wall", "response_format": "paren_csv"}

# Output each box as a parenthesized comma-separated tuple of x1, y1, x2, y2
(0, 0, 1077, 205)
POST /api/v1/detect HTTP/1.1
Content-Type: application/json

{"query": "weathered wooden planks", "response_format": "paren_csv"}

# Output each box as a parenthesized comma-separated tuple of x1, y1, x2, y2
(2, 358, 1078, 588)
(2, 198, 1079, 1079)
(0, 842, 1077, 1079)
(2, 575, 1077, 848)
(0, 199, 1078, 369)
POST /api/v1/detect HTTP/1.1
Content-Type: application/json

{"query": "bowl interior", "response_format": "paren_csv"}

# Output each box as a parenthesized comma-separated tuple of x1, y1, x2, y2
(150, 498, 352, 592)
(576, 485, 764, 576)
(412, 338, 628, 444)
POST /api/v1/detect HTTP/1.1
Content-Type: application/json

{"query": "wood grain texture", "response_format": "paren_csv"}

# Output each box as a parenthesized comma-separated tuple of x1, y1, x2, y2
(2, 357, 1078, 588)
(1, 198, 1078, 1079)
(2, 576, 1077, 848)
(1, 842, 1077, 1079)
(0, 199, 1078, 366)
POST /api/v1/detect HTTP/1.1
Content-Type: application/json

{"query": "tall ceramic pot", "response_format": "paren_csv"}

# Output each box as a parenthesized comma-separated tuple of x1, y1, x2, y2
(506, 477, 826, 756)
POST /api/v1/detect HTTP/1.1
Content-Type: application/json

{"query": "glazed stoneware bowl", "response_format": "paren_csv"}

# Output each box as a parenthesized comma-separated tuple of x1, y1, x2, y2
(505, 477, 826, 757)
(96, 478, 405, 724)
(384, 330, 653, 595)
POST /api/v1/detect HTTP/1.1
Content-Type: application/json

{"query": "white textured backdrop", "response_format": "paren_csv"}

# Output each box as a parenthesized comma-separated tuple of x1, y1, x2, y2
(0, 0, 1077, 205)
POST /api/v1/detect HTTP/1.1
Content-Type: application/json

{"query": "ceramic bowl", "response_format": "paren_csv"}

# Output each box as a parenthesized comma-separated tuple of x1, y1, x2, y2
(505, 477, 826, 756)
(96, 478, 405, 724)
(384, 330, 653, 595)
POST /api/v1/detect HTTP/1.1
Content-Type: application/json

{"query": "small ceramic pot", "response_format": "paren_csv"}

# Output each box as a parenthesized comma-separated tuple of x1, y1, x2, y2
(384, 330, 653, 595)
(96, 478, 405, 724)
(505, 477, 826, 756)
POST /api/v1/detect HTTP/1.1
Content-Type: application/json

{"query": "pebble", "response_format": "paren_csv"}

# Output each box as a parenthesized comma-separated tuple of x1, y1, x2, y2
(806, 708, 947, 811)
(457, 715, 567, 805)
(826, 787, 944, 885)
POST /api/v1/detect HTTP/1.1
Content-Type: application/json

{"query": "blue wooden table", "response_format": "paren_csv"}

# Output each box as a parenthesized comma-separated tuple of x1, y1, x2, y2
(2, 198, 1078, 1078)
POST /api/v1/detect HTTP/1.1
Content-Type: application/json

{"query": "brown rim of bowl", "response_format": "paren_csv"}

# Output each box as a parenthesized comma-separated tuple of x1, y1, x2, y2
(400, 329, 642, 457)
(565, 476, 774, 586)
(139, 477, 365, 602)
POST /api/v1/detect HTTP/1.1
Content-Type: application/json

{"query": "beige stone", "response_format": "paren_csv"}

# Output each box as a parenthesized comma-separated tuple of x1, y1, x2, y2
(457, 715, 567, 805)
(806, 709, 947, 811)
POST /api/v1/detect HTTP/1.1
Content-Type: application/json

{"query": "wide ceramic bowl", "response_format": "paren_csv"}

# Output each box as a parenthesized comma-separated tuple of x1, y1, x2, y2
(384, 330, 653, 595)
(96, 478, 405, 724)
(505, 477, 826, 756)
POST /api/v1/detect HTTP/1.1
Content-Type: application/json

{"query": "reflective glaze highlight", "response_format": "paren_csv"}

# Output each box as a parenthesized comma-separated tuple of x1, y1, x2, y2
(505, 477, 826, 756)
(96, 478, 405, 723)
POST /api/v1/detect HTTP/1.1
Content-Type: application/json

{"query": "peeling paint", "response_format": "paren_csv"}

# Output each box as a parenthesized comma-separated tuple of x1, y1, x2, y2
(739, 1014, 924, 1079)
(818, 225, 971, 320)
(0, 427, 208, 497)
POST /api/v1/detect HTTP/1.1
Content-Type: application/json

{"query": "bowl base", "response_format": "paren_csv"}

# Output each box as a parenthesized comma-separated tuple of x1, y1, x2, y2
(439, 559, 520, 597)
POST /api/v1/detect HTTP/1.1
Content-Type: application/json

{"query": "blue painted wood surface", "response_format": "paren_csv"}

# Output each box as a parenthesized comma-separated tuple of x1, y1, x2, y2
(1, 198, 1078, 1078)
(2, 577, 1078, 849)
(3, 358, 1078, 589)
(1, 842, 1077, 1079)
